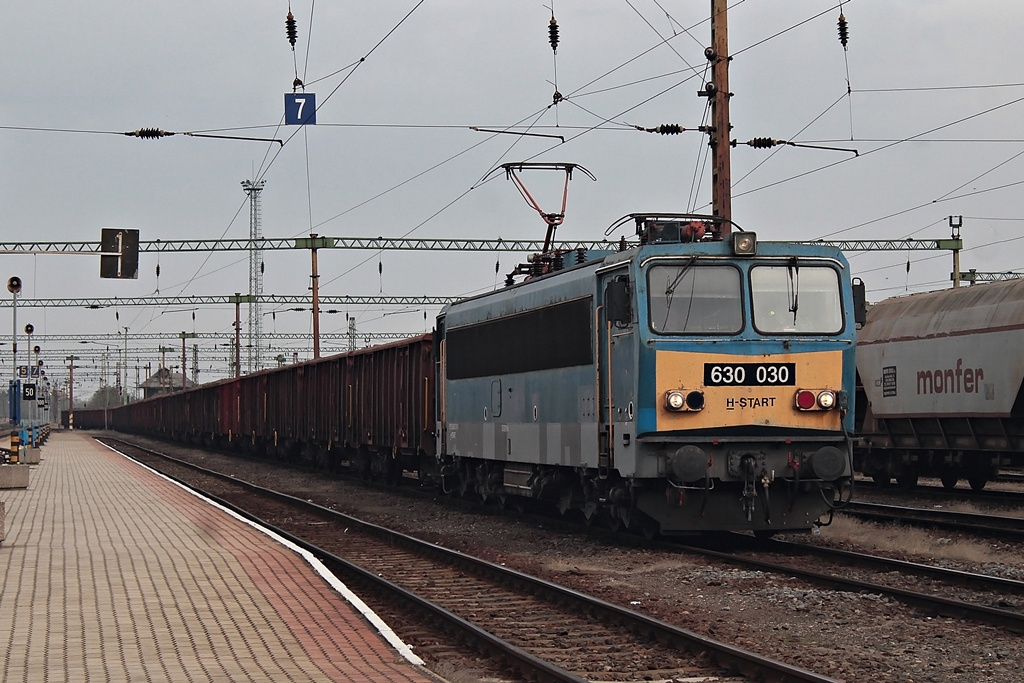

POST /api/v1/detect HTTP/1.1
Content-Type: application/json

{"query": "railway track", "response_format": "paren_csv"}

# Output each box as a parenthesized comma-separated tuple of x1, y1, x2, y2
(855, 476, 1024, 506)
(679, 536, 1024, 633)
(98, 436, 840, 683)
(841, 500, 1024, 541)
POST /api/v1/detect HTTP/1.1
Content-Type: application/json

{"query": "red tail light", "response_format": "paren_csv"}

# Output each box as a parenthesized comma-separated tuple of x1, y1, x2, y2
(795, 390, 817, 410)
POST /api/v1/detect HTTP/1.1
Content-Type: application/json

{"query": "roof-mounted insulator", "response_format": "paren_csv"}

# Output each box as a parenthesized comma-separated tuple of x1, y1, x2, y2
(286, 11, 298, 49)
(837, 12, 849, 50)
(548, 16, 559, 53)
(125, 128, 173, 139)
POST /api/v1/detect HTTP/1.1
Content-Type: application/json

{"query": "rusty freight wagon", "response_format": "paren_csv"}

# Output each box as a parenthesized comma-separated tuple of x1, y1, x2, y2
(84, 334, 436, 479)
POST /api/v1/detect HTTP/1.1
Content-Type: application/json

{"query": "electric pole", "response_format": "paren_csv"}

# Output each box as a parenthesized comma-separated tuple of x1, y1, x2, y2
(709, 0, 733, 234)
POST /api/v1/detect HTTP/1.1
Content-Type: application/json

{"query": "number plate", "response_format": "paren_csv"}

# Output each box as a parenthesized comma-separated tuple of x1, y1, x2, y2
(703, 363, 796, 386)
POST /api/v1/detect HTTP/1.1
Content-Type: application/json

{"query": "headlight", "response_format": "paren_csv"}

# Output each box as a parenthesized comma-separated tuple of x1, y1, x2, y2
(817, 391, 836, 409)
(731, 231, 757, 256)
(666, 390, 686, 411)
(665, 389, 704, 412)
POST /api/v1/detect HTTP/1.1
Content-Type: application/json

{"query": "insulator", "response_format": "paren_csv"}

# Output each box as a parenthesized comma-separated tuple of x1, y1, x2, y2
(378, 261, 382, 275)
(293, 77, 303, 91)
(286, 11, 298, 48)
(548, 16, 559, 52)
(128, 128, 170, 139)
(155, 264, 161, 277)
(657, 124, 683, 135)
(619, 236, 627, 252)
(260, 261, 265, 274)
(576, 247, 586, 265)
(837, 12, 849, 49)
(495, 259, 500, 274)
(748, 137, 777, 149)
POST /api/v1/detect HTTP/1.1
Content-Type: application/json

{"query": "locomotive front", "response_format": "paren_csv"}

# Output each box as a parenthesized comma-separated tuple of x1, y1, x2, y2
(619, 220, 857, 532)
(436, 215, 857, 535)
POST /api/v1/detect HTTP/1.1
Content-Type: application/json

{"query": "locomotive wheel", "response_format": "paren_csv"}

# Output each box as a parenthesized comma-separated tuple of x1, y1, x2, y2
(603, 507, 626, 532)
(753, 529, 777, 540)
(940, 473, 959, 489)
(581, 501, 599, 526)
(968, 477, 987, 492)
(635, 515, 660, 540)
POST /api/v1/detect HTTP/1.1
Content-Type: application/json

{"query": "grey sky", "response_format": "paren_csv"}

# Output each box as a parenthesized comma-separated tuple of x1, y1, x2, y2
(3, 1, 1023, 394)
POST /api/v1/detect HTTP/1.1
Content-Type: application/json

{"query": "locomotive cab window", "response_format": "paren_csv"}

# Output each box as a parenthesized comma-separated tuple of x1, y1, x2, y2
(648, 264, 742, 334)
(750, 264, 843, 334)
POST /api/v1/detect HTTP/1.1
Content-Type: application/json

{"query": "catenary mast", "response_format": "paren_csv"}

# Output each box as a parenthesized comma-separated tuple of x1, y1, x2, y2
(242, 179, 266, 373)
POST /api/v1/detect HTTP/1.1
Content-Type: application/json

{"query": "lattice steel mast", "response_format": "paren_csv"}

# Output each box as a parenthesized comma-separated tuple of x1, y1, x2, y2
(241, 179, 266, 372)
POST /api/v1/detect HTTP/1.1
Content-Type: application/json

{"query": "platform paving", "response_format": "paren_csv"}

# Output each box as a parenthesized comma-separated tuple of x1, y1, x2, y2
(0, 431, 442, 682)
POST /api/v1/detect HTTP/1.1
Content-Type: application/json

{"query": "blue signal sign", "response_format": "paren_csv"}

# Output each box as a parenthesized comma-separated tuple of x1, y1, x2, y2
(285, 93, 317, 125)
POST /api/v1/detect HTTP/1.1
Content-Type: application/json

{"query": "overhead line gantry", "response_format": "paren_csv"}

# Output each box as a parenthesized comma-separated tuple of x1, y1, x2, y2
(0, 295, 457, 309)
(0, 236, 963, 254)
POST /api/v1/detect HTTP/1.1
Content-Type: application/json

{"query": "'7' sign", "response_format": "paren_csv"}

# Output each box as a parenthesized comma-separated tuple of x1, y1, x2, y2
(285, 93, 317, 125)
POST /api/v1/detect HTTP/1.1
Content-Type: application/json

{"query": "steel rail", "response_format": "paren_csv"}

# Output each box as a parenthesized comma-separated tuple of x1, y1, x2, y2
(763, 538, 1024, 596)
(842, 501, 1024, 541)
(670, 537, 1024, 633)
(100, 436, 841, 683)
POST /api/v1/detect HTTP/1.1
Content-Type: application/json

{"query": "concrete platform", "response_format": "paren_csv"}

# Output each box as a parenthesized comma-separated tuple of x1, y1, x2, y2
(0, 431, 443, 682)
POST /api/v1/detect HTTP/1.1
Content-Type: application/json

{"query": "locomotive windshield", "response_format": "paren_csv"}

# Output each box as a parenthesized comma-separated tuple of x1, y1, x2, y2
(648, 263, 743, 334)
(750, 264, 843, 334)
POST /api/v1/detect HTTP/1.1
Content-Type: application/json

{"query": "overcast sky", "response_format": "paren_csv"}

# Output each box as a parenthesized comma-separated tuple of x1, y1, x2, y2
(3, 1, 1024, 394)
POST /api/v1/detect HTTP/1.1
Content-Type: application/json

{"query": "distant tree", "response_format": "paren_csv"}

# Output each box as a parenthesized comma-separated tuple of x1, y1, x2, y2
(84, 385, 122, 408)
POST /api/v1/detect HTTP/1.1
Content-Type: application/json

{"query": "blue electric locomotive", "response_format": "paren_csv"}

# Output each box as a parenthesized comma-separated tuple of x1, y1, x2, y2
(436, 214, 858, 534)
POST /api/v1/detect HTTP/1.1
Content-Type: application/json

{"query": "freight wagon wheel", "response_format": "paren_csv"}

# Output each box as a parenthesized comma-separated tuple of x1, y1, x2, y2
(895, 472, 919, 490)
(871, 474, 891, 488)
(499, 494, 527, 514)
(940, 473, 959, 490)
(968, 477, 987, 492)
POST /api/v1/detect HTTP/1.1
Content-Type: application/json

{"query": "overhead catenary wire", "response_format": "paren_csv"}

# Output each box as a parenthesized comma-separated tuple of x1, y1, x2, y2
(32, 6, 1024, 313)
